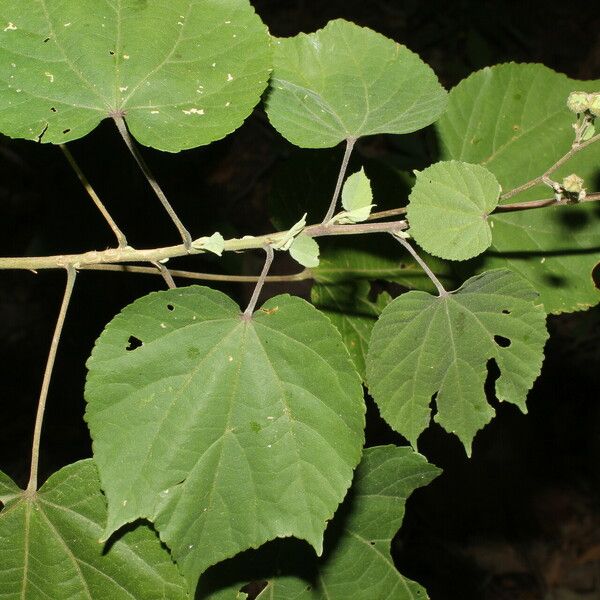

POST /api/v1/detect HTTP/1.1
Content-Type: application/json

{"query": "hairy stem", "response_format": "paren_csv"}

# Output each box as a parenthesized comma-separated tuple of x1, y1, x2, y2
(0, 219, 408, 271)
(60, 144, 128, 248)
(242, 246, 275, 320)
(113, 115, 192, 248)
(322, 137, 356, 224)
(26, 266, 77, 495)
(500, 132, 600, 201)
(393, 234, 448, 297)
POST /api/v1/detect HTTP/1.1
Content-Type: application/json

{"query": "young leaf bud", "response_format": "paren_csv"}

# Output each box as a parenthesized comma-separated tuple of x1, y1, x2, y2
(567, 91, 590, 113)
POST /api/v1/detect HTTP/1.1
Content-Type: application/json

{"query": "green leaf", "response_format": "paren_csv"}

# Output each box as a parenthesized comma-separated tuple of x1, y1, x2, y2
(85, 286, 365, 587)
(266, 19, 447, 148)
(366, 269, 548, 455)
(0, 461, 189, 600)
(407, 161, 501, 260)
(436, 63, 600, 312)
(335, 167, 375, 223)
(312, 281, 391, 380)
(197, 445, 440, 600)
(289, 234, 320, 267)
(0, 0, 270, 151)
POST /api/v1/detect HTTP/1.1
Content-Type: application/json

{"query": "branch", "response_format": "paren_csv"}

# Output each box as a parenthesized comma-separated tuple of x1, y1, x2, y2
(2, 179, 597, 273)
(495, 191, 600, 212)
(500, 132, 600, 201)
(322, 137, 356, 224)
(60, 144, 128, 248)
(113, 115, 192, 248)
(360, 191, 600, 219)
(26, 266, 77, 495)
(0, 219, 408, 271)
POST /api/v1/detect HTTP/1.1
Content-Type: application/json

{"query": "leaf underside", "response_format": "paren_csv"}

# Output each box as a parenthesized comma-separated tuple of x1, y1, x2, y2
(0, 0, 271, 151)
(85, 286, 365, 587)
(366, 269, 549, 455)
(266, 19, 447, 148)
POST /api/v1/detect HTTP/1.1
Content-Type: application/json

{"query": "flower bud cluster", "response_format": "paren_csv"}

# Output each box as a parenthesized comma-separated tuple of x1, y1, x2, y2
(567, 91, 600, 117)
(560, 173, 586, 202)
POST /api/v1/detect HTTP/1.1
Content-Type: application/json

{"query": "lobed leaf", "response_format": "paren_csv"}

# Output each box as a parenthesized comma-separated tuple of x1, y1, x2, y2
(0, 0, 271, 151)
(197, 445, 440, 600)
(0, 461, 189, 599)
(85, 286, 365, 588)
(266, 19, 447, 148)
(407, 161, 501, 260)
(436, 63, 600, 312)
(366, 269, 549, 455)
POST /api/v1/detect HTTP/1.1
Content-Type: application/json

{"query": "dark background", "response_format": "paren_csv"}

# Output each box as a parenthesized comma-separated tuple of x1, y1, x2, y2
(1, 2, 599, 598)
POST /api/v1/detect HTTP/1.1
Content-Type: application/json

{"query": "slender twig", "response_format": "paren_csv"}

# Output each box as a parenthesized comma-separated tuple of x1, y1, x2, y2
(322, 137, 356, 224)
(60, 144, 128, 248)
(242, 246, 275, 320)
(25, 266, 77, 495)
(500, 132, 600, 200)
(363, 193, 600, 217)
(152, 261, 176, 289)
(113, 115, 192, 249)
(495, 191, 600, 212)
(77, 263, 312, 283)
(393, 234, 448, 297)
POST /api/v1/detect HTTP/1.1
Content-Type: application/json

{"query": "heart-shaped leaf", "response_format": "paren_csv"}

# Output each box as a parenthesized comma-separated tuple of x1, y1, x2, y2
(0, 0, 270, 151)
(366, 269, 548, 454)
(266, 19, 447, 148)
(0, 461, 189, 599)
(407, 161, 501, 260)
(85, 286, 365, 587)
